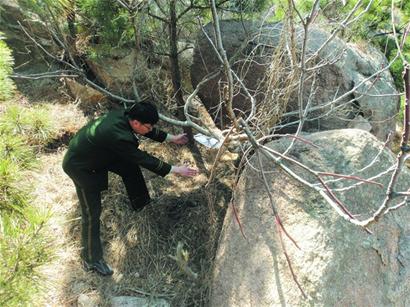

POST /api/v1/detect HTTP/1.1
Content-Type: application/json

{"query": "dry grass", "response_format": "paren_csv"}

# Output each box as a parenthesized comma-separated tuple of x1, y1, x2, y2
(29, 101, 235, 306)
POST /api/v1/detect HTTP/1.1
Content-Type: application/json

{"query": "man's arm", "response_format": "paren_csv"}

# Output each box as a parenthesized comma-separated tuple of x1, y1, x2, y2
(113, 135, 198, 177)
(144, 128, 168, 142)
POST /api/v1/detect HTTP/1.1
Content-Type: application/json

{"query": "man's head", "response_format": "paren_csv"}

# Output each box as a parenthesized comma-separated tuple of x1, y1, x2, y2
(126, 102, 159, 135)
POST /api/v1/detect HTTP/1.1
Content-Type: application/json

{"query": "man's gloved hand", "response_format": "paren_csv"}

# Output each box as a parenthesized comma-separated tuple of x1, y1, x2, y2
(171, 165, 198, 177)
(167, 133, 189, 145)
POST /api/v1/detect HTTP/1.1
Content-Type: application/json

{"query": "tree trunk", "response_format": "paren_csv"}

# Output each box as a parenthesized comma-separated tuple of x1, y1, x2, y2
(168, 0, 192, 137)
(66, 0, 77, 55)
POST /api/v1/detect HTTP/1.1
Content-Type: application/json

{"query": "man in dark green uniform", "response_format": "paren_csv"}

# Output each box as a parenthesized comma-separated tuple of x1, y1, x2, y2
(63, 102, 198, 276)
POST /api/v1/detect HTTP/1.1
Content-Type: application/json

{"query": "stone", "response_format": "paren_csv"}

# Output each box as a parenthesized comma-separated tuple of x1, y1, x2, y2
(86, 50, 137, 94)
(111, 296, 170, 307)
(0, 0, 53, 66)
(64, 78, 107, 105)
(191, 21, 399, 142)
(211, 129, 410, 306)
(77, 293, 99, 307)
(347, 115, 372, 132)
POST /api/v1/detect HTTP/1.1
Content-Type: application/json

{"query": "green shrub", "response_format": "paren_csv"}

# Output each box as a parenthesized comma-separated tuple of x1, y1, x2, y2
(77, 0, 133, 47)
(0, 159, 27, 214)
(0, 104, 25, 135)
(0, 136, 52, 306)
(0, 207, 51, 306)
(17, 0, 71, 18)
(0, 104, 55, 147)
(389, 57, 406, 92)
(0, 115, 52, 305)
(0, 36, 15, 101)
(0, 134, 36, 169)
(24, 105, 55, 147)
(0, 26, 53, 307)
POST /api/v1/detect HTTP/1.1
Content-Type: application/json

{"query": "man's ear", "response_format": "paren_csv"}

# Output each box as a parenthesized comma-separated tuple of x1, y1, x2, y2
(129, 119, 139, 129)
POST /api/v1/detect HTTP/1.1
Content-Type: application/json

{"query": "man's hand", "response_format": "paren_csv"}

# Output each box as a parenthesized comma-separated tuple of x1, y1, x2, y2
(171, 165, 198, 177)
(168, 133, 189, 145)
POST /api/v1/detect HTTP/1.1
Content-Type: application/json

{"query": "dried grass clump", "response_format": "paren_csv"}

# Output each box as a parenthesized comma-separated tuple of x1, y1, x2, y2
(95, 144, 232, 306)
(257, 37, 300, 132)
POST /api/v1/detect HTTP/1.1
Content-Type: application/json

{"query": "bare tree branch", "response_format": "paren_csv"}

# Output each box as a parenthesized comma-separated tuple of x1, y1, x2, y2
(209, 0, 239, 130)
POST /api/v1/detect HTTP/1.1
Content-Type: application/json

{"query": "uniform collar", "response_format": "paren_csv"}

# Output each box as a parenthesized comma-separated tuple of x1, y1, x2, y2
(124, 110, 140, 141)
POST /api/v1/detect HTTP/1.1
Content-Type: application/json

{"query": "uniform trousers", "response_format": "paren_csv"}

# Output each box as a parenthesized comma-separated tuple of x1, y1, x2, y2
(75, 164, 150, 263)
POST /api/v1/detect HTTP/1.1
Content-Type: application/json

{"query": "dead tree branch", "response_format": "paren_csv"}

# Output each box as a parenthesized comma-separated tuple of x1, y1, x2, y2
(209, 0, 239, 130)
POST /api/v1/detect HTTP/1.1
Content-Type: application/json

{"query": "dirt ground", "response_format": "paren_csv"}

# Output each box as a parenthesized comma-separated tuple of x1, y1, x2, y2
(19, 79, 237, 306)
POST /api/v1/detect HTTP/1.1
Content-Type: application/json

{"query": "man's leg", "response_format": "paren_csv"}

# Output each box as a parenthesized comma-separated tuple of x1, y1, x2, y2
(75, 184, 113, 276)
(109, 164, 150, 211)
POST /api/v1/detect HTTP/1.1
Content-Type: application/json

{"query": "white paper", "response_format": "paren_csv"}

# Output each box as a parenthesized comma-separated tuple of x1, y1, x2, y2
(193, 133, 222, 149)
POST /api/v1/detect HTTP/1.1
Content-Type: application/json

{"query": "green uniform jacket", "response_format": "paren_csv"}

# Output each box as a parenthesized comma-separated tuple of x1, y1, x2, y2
(63, 108, 172, 191)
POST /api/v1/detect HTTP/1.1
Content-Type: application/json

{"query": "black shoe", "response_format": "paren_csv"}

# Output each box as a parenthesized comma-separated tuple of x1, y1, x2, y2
(83, 259, 113, 276)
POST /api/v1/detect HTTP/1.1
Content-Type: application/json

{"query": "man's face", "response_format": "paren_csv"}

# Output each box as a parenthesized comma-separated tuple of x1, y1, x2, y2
(129, 119, 153, 135)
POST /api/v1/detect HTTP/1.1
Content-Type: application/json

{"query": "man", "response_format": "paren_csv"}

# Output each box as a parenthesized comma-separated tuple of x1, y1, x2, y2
(63, 102, 198, 276)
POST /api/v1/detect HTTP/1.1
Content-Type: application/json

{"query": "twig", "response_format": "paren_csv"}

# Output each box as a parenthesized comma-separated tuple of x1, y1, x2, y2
(276, 217, 307, 298)
(12, 66, 79, 80)
(205, 126, 235, 187)
(256, 149, 300, 249)
(317, 172, 384, 188)
(230, 200, 247, 240)
(124, 287, 170, 298)
(356, 65, 410, 226)
(209, 0, 239, 130)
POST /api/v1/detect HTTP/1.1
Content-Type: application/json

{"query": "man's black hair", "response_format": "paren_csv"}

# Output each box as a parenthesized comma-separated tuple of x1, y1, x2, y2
(125, 102, 159, 124)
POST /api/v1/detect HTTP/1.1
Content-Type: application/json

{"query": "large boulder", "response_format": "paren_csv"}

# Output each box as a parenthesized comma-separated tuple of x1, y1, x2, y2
(85, 47, 175, 99)
(191, 21, 399, 141)
(0, 0, 53, 66)
(85, 41, 195, 98)
(86, 49, 138, 95)
(64, 78, 107, 106)
(211, 129, 410, 306)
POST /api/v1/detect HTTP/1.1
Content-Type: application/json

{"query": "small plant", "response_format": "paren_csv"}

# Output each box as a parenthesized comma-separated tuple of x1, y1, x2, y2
(0, 159, 27, 214)
(0, 104, 56, 147)
(0, 32, 53, 307)
(24, 105, 55, 147)
(0, 134, 36, 169)
(0, 207, 52, 306)
(0, 104, 24, 135)
(0, 35, 15, 101)
(77, 0, 134, 47)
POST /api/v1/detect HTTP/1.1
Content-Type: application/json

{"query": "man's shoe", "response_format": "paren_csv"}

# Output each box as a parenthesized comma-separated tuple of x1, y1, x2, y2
(83, 259, 113, 276)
